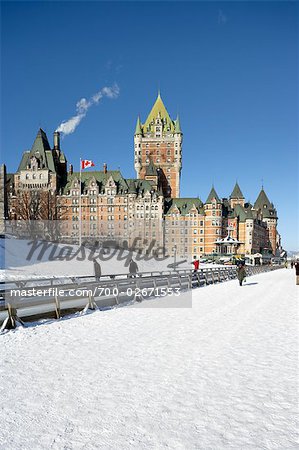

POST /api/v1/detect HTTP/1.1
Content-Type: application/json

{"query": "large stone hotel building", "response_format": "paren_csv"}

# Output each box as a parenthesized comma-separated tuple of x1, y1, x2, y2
(1, 93, 282, 259)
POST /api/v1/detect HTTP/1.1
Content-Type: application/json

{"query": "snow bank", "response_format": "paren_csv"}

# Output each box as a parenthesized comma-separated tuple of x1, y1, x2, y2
(0, 269, 297, 449)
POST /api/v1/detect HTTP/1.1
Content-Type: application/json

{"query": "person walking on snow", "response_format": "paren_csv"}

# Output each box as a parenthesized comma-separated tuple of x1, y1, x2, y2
(237, 263, 246, 286)
(129, 258, 139, 278)
(93, 258, 102, 281)
(191, 259, 200, 274)
(294, 260, 299, 285)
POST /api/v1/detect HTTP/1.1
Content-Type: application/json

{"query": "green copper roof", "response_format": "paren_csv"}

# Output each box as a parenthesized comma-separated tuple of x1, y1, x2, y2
(17, 128, 55, 172)
(145, 159, 157, 176)
(127, 179, 137, 194)
(254, 188, 271, 209)
(230, 182, 244, 199)
(61, 170, 160, 196)
(134, 116, 142, 135)
(165, 198, 203, 215)
(205, 187, 221, 203)
(142, 93, 175, 133)
(174, 115, 182, 134)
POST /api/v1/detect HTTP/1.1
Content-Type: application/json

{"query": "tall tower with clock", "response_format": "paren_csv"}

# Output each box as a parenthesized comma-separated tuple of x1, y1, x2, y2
(134, 92, 183, 198)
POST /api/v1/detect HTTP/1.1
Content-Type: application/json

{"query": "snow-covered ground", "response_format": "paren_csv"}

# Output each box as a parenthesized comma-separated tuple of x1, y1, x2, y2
(0, 269, 298, 449)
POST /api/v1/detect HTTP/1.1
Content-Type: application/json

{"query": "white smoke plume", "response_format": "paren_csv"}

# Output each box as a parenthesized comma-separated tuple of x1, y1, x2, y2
(56, 84, 120, 135)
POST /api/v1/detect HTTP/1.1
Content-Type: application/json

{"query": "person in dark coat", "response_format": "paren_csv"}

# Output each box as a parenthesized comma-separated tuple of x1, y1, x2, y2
(129, 258, 139, 278)
(93, 258, 101, 281)
(237, 263, 246, 286)
(294, 261, 299, 285)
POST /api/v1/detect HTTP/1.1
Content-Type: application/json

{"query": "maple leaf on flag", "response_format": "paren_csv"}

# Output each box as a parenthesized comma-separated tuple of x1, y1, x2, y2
(81, 160, 95, 170)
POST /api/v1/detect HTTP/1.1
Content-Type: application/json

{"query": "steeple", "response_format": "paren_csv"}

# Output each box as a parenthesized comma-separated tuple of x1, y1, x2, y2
(134, 116, 142, 136)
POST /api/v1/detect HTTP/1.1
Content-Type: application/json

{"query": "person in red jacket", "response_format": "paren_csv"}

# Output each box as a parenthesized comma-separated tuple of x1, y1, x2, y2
(192, 259, 200, 273)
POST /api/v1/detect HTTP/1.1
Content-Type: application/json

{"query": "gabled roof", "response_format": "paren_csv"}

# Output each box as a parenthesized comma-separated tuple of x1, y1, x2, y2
(205, 187, 220, 203)
(230, 182, 244, 199)
(165, 198, 204, 215)
(61, 170, 125, 194)
(254, 188, 271, 209)
(61, 170, 161, 197)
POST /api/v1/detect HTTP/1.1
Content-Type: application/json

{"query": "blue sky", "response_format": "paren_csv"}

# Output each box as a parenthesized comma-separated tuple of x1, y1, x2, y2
(1, 1, 298, 249)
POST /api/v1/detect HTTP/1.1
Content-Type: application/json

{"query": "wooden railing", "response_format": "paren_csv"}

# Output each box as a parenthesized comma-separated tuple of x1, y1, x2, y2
(0, 265, 282, 330)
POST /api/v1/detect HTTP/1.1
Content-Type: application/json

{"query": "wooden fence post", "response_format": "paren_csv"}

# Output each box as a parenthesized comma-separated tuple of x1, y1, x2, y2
(54, 295, 61, 319)
(0, 303, 24, 331)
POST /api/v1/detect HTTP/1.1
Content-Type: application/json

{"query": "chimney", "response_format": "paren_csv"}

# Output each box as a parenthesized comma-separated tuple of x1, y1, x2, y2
(103, 163, 107, 174)
(54, 131, 60, 150)
(69, 164, 73, 175)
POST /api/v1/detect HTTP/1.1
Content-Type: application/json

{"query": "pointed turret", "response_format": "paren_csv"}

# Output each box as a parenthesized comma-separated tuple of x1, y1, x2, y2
(174, 115, 182, 134)
(205, 186, 220, 203)
(32, 128, 51, 154)
(230, 182, 244, 199)
(254, 188, 271, 209)
(229, 182, 245, 207)
(134, 116, 142, 136)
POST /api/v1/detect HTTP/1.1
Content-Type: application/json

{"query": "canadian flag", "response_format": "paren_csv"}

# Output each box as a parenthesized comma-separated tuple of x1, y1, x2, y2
(81, 160, 95, 170)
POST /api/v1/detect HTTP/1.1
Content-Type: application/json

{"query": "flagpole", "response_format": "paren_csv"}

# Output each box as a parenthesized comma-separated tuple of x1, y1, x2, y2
(79, 158, 82, 247)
